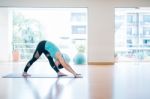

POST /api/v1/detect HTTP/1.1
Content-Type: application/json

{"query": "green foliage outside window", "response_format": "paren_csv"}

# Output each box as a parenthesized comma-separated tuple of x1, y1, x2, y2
(13, 12, 44, 60)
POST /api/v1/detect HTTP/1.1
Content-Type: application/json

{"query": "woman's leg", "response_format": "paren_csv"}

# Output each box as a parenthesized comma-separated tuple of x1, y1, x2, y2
(43, 50, 60, 73)
(58, 64, 64, 69)
(24, 51, 41, 72)
(23, 41, 45, 73)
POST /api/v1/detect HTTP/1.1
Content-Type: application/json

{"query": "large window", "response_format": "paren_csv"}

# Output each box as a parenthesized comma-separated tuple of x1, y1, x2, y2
(0, 8, 88, 64)
(115, 8, 150, 61)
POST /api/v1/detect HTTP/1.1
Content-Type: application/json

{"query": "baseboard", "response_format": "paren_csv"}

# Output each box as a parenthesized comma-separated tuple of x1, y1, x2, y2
(88, 61, 114, 65)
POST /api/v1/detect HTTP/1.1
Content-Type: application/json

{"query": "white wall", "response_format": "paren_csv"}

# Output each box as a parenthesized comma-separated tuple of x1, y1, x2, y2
(0, 0, 150, 63)
(0, 8, 11, 62)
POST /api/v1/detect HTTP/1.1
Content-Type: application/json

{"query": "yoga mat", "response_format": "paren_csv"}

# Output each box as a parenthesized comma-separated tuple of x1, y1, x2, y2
(2, 73, 83, 78)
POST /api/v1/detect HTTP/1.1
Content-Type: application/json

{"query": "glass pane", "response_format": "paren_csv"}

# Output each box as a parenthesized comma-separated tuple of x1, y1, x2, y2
(2, 8, 88, 64)
(115, 8, 150, 62)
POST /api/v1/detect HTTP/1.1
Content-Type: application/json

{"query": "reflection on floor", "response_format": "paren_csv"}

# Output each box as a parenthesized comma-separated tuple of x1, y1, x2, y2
(0, 62, 89, 99)
(1, 62, 150, 99)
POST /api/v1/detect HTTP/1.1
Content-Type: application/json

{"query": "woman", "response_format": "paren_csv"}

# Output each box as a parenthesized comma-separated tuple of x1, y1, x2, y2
(22, 40, 81, 78)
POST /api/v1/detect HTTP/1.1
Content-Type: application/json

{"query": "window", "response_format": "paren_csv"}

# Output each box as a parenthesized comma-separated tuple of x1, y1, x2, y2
(143, 27, 150, 35)
(71, 12, 86, 22)
(72, 25, 86, 34)
(127, 39, 132, 47)
(10, 8, 88, 64)
(143, 15, 150, 23)
(115, 8, 150, 61)
(127, 13, 137, 24)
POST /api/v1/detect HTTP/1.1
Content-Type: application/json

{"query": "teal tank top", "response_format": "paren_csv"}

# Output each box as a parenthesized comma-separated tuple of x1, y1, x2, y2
(45, 41, 60, 59)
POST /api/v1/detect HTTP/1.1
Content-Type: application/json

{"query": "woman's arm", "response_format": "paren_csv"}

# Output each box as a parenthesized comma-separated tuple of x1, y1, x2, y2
(56, 52, 80, 77)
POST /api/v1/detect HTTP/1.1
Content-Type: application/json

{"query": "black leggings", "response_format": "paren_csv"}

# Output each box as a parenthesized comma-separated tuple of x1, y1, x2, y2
(24, 40, 61, 73)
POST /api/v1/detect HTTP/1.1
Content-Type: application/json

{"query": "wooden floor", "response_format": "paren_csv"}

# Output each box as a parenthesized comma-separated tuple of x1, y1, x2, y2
(0, 62, 150, 99)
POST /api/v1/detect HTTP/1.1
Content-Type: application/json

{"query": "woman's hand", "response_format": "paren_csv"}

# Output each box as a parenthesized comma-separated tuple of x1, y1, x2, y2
(22, 72, 31, 77)
(74, 74, 82, 78)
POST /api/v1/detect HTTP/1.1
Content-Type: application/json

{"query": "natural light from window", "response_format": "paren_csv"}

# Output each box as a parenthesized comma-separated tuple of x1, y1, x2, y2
(0, 8, 88, 65)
